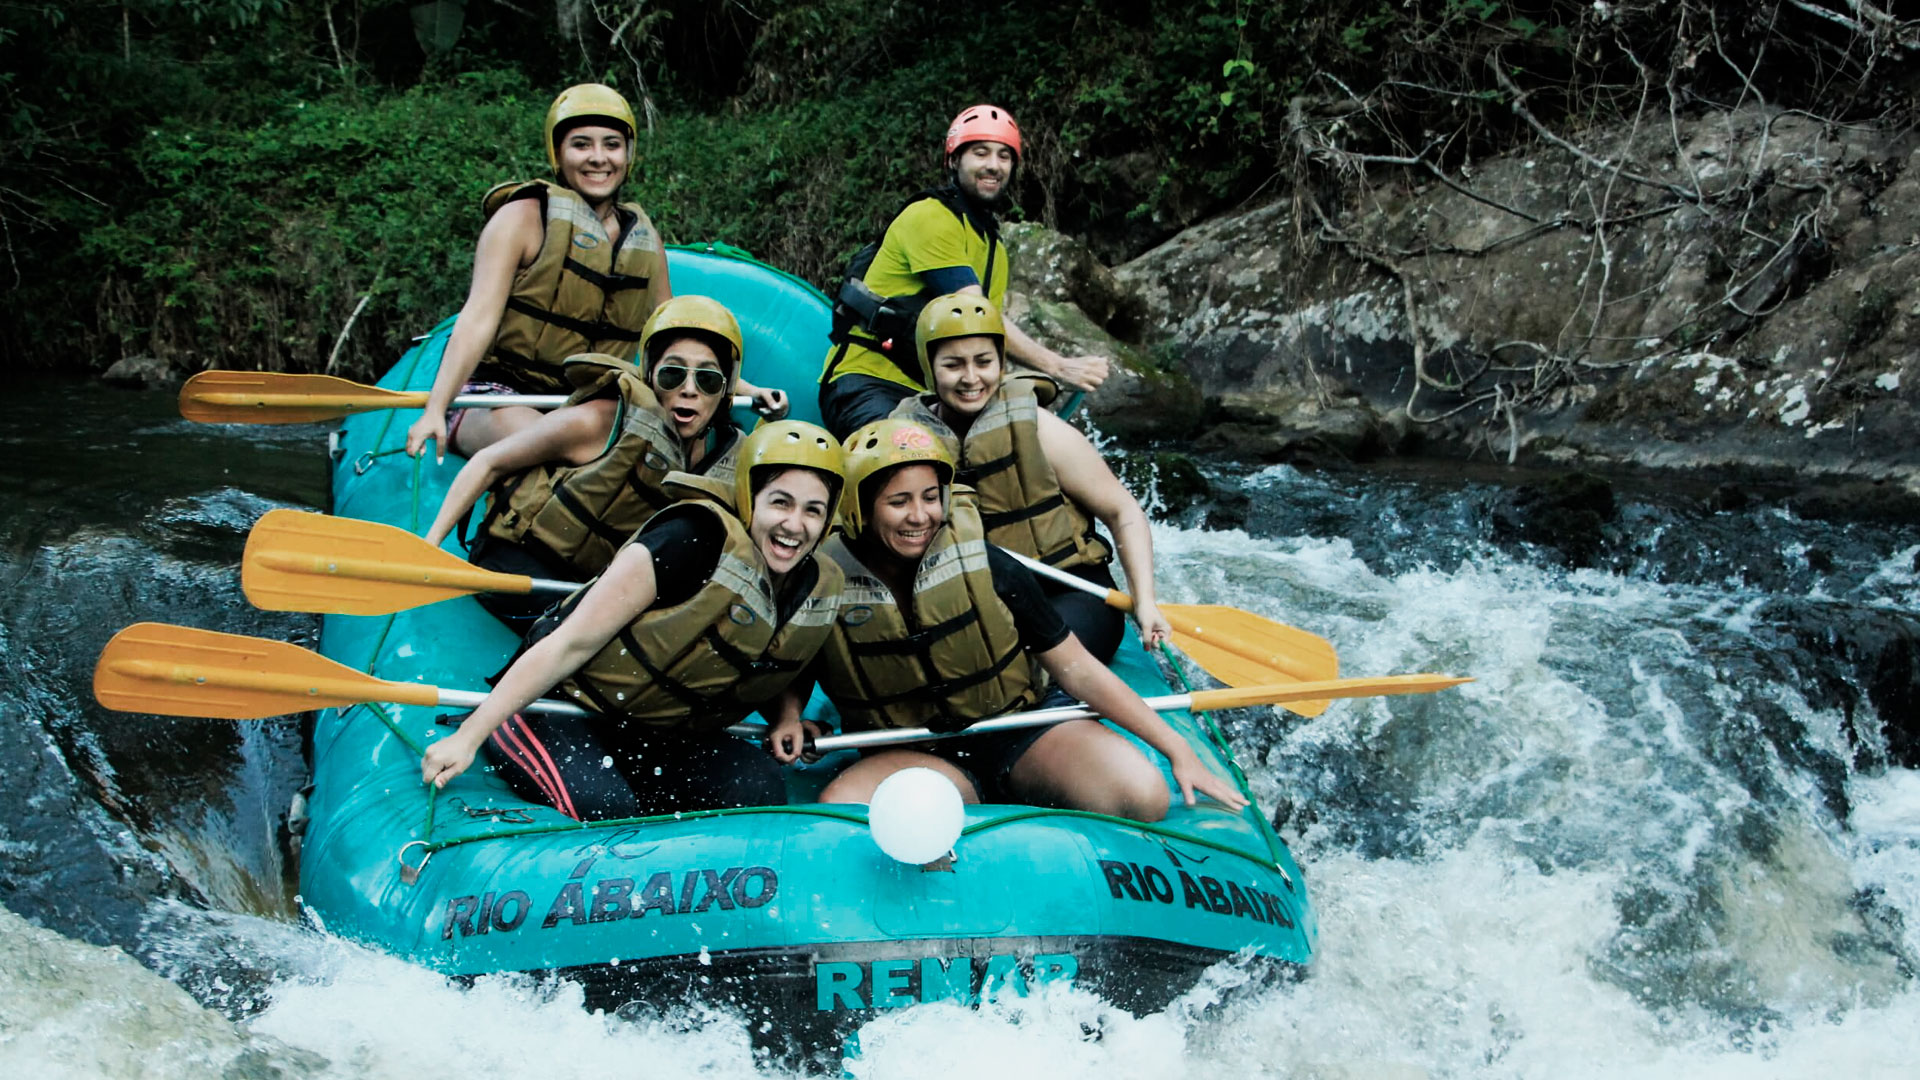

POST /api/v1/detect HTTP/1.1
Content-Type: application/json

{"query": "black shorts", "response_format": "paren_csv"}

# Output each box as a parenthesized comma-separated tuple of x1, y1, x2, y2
(1041, 561, 1125, 664)
(468, 534, 578, 631)
(483, 710, 787, 821)
(897, 687, 1077, 802)
(819, 373, 917, 442)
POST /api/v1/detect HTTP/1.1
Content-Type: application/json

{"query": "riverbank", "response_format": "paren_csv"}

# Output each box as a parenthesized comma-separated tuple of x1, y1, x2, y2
(1002, 97, 1920, 518)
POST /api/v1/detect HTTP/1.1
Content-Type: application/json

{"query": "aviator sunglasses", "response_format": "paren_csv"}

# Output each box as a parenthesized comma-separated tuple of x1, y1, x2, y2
(651, 363, 728, 396)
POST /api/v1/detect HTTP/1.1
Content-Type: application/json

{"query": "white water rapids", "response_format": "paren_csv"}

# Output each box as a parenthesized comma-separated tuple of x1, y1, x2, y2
(2, 418, 1916, 1077)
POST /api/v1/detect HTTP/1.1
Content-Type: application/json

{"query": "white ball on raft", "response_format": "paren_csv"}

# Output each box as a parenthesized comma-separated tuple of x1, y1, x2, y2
(867, 767, 966, 864)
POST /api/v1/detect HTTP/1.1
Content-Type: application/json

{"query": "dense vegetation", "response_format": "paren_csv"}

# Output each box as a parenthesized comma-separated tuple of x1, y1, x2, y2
(3, 1, 1911, 377)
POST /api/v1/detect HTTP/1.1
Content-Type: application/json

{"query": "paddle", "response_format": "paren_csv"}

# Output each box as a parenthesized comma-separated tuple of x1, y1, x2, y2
(1004, 549, 1340, 716)
(243, 508, 575, 616)
(239, 511, 1347, 711)
(92, 623, 1468, 751)
(178, 371, 752, 425)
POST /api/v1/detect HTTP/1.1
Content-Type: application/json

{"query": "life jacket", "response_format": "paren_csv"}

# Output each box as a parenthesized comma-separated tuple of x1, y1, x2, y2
(474, 179, 664, 394)
(479, 355, 738, 577)
(545, 502, 844, 731)
(823, 185, 1000, 388)
(816, 494, 1044, 732)
(896, 379, 1112, 570)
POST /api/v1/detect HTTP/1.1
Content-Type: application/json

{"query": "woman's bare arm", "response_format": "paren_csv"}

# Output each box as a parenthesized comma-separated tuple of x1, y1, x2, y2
(420, 543, 659, 787)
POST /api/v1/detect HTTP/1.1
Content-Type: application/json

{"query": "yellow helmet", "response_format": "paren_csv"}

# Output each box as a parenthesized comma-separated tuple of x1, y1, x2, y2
(915, 292, 1006, 376)
(734, 421, 846, 530)
(544, 83, 638, 176)
(640, 295, 744, 379)
(839, 419, 955, 537)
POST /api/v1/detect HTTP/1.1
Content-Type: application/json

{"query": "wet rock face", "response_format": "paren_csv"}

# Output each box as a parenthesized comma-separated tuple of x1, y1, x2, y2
(1000, 223, 1203, 441)
(1488, 473, 1619, 569)
(1101, 107, 1920, 491)
(101, 355, 181, 389)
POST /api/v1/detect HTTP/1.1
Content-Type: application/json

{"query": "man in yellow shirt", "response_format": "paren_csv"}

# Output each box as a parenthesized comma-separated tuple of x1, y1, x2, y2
(816, 105, 1111, 438)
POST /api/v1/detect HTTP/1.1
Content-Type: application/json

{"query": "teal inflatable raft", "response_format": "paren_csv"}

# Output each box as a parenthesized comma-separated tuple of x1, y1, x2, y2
(300, 244, 1315, 1056)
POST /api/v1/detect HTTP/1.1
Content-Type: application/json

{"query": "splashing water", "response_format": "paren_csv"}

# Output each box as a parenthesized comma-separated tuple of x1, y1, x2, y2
(2, 386, 1916, 1077)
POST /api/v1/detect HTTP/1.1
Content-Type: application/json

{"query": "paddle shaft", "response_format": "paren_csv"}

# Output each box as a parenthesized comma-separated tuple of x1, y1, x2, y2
(1008, 548, 1134, 610)
(180, 372, 754, 424)
(445, 677, 1466, 749)
(794, 674, 1465, 751)
(1004, 548, 1334, 681)
(94, 623, 1461, 747)
(199, 391, 753, 411)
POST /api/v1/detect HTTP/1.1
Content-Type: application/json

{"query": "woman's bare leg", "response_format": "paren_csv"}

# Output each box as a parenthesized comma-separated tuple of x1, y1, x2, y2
(1005, 719, 1170, 822)
(450, 404, 546, 458)
(818, 749, 980, 804)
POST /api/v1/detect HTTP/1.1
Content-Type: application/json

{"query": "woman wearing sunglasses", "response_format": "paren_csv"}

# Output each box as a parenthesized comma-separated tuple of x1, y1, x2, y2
(423, 295, 754, 629)
(420, 421, 847, 821)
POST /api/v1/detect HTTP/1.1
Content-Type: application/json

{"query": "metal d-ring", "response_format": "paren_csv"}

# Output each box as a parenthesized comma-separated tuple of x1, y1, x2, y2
(397, 840, 432, 885)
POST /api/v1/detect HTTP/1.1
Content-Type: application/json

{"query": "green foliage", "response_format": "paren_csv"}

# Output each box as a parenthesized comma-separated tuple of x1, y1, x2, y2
(91, 72, 543, 372)
(0, 0, 1904, 375)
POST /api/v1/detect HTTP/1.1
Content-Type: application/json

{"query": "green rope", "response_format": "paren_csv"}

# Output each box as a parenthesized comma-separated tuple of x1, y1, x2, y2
(1159, 641, 1238, 761)
(960, 807, 1283, 871)
(1158, 641, 1197, 695)
(417, 802, 872, 853)
(1155, 640, 1282, 864)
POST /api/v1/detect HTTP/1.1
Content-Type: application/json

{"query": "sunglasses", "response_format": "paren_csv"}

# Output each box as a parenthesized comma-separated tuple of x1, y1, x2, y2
(652, 364, 728, 396)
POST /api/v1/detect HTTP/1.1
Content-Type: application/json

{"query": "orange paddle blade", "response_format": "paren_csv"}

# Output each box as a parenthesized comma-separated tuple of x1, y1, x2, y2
(1162, 604, 1340, 715)
(179, 371, 429, 424)
(243, 509, 535, 615)
(93, 622, 440, 719)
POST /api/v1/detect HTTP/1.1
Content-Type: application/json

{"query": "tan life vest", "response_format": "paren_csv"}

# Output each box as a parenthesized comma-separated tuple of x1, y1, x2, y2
(549, 502, 844, 731)
(816, 494, 1045, 732)
(480, 356, 738, 577)
(474, 179, 666, 394)
(896, 379, 1112, 570)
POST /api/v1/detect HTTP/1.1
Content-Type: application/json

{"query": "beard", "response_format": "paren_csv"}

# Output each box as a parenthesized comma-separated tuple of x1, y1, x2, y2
(952, 168, 1012, 212)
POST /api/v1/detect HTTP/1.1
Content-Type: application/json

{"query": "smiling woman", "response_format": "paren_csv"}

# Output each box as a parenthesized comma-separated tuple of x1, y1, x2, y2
(419, 420, 848, 821)
(897, 294, 1170, 664)
(807, 418, 1249, 821)
(401, 84, 679, 462)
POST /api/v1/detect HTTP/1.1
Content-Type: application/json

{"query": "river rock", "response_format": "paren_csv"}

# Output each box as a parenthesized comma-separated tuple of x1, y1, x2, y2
(1001, 223, 1203, 441)
(101, 355, 181, 390)
(1487, 472, 1618, 569)
(1110, 107, 1920, 492)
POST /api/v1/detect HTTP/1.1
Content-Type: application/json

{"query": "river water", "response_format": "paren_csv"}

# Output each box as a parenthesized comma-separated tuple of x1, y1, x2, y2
(2, 382, 1916, 1078)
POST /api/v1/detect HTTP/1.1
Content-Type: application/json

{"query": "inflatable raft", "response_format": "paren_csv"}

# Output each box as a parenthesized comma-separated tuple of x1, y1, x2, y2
(299, 243, 1316, 1057)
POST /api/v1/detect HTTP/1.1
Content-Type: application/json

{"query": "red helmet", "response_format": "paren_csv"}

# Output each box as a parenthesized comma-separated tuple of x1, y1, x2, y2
(944, 105, 1022, 160)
